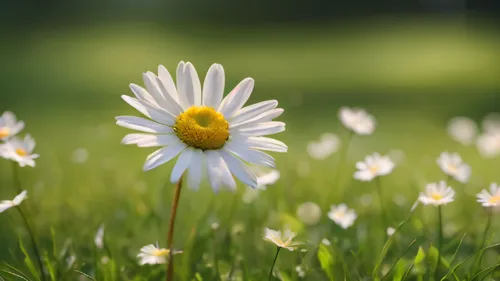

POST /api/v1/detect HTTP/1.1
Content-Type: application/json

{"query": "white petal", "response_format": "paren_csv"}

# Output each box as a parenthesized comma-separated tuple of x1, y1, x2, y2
(187, 149, 205, 190)
(122, 134, 178, 147)
(155, 77, 184, 116)
(230, 108, 284, 129)
(232, 121, 285, 137)
(178, 62, 201, 107)
(143, 140, 187, 171)
(0, 202, 13, 213)
(170, 148, 194, 183)
(230, 100, 278, 125)
(224, 141, 275, 168)
(244, 137, 288, 152)
(12, 190, 27, 205)
(143, 72, 168, 108)
(218, 78, 254, 119)
(158, 65, 179, 101)
(205, 150, 236, 191)
(121, 95, 176, 125)
(202, 64, 225, 108)
(116, 116, 174, 133)
(129, 84, 157, 106)
(219, 150, 257, 188)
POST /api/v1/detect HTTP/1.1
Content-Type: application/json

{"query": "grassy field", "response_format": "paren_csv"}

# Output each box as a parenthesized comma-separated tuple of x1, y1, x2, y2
(1, 17, 500, 280)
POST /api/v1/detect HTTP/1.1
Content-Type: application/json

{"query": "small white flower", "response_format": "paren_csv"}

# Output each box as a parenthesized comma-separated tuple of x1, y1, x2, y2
(252, 167, 280, 189)
(327, 204, 357, 229)
(354, 153, 395, 182)
(0, 111, 25, 140)
(418, 181, 455, 206)
(211, 222, 220, 230)
(263, 227, 301, 251)
(477, 183, 500, 207)
(94, 224, 105, 249)
(0, 190, 27, 213)
(0, 135, 39, 167)
(436, 152, 471, 183)
(321, 238, 331, 246)
(307, 133, 340, 160)
(295, 265, 306, 278)
(447, 117, 478, 146)
(296, 202, 322, 226)
(476, 132, 500, 158)
(137, 244, 182, 265)
(386, 227, 396, 236)
(338, 107, 376, 135)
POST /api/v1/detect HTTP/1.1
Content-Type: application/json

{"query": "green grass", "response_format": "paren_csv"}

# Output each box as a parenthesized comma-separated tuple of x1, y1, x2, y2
(1, 17, 500, 280)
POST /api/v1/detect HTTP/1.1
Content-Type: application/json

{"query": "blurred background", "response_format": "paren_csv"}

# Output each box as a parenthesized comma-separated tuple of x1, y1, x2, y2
(0, 0, 499, 270)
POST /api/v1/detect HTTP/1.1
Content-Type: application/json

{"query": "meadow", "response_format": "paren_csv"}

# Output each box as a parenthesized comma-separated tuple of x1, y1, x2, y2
(1, 17, 500, 281)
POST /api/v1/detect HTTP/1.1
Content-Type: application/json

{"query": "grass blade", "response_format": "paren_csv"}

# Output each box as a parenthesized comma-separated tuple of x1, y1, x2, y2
(73, 270, 96, 281)
(381, 239, 417, 280)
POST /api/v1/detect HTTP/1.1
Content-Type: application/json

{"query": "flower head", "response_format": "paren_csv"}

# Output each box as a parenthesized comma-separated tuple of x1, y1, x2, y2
(0, 135, 39, 167)
(386, 227, 396, 236)
(354, 153, 395, 182)
(0, 111, 24, 140)
(0, 190, 27, 213)
(418, 181, 455, 206)
(137, 244, 182, 265)
(264, 227, 301, 251)
(447, 117, 478, 146)
(477, 183, 500, 207)
(436, 152, 471, 183)
(338, 107, 376, 135)
(327, 204, 357, 229)
(476, 132, 500, 158)
(296, 202, 322, 226)
(117, 62, 287, 191)
(307, 133, 340, 160)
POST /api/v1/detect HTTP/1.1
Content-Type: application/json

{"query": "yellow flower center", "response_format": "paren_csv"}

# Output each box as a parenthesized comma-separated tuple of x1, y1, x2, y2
(174, 106, 229, 150)
(369, 165, 379, 174)
(447, 164, 458, 173)
(431, 193, 443, 201)
(488, 196, 500, 204)
(0, 127, 10, 138)
(152, 249, 170, 257)
(16, 148, 27, 157)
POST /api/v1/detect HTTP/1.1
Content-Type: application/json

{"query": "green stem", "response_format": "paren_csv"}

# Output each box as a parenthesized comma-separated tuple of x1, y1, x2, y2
(435, 206, 443, 280)
(166, 176, 184, 281)
(12, 161, 22, 194)
(375, 177, 388, 227)
(213, 230, 221, 281)
(268, 247, 281, 281)
(330, 131, 353, 201)
(473, 208, 493, 273)
(16, 206, 46, 281)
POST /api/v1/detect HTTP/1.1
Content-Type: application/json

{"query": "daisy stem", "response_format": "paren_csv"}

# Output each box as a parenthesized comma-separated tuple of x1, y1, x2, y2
(375, 177, 388, 228)
(11, 161, 22, 194)
(435, 205, 443, 280)
(268, 246, 281, 281)
(166, 176, 183, 281)
(16, 206, 46, 281)
(473, 208, 493, 273)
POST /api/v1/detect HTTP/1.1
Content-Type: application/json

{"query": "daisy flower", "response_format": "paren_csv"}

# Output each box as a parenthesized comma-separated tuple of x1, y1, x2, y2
(477, 183, 500, 207)
(94, 224, 105, 249)
(418, 181, 455, 206)
(338, 107, 376, 135)
(447, 117, 478, 146)
(386, 227, 396, 236)
(0, 190, 27, 213)
(327, 204, 357, 229)
(296, 202, 322, 226)
(0, 135, 39, 167)
(116, 62, 287, 191)
(0, 111, 25, 140)
(436, 152, 471, 183)
(264, 227, 301, 251)
(307, 133, 340, 160)
(476, 132, 500, 158)
(354, 153, 395, 182)
(137, 244, 182, 265)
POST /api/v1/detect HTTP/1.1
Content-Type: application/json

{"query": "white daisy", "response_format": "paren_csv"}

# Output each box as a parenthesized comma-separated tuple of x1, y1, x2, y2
(338, 107, 376, 135)
(0, 190, 27, 213)
(447, 117, 478, 146)
(94, 224, 105, 249)
(327, 204, 357, 229)
(386, 227, 396, 236)
(137, 244, 182, 265)
(436, 152, 471, 183)
(418, 181, 455, 206)
(116, 62, 287, 191)
(263, 227, 301, 251)
(477, 183, 500, 207)
(252, 166, 280, 189)
(0, 111, 25, 140)
(476, 132, 500, 158)
(296, 202, 322, 226)
(0, 135, 39, 167)
(307, 133, 340, 160)
(354, 153, 395, 182)
(321, 238, 331, 246)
